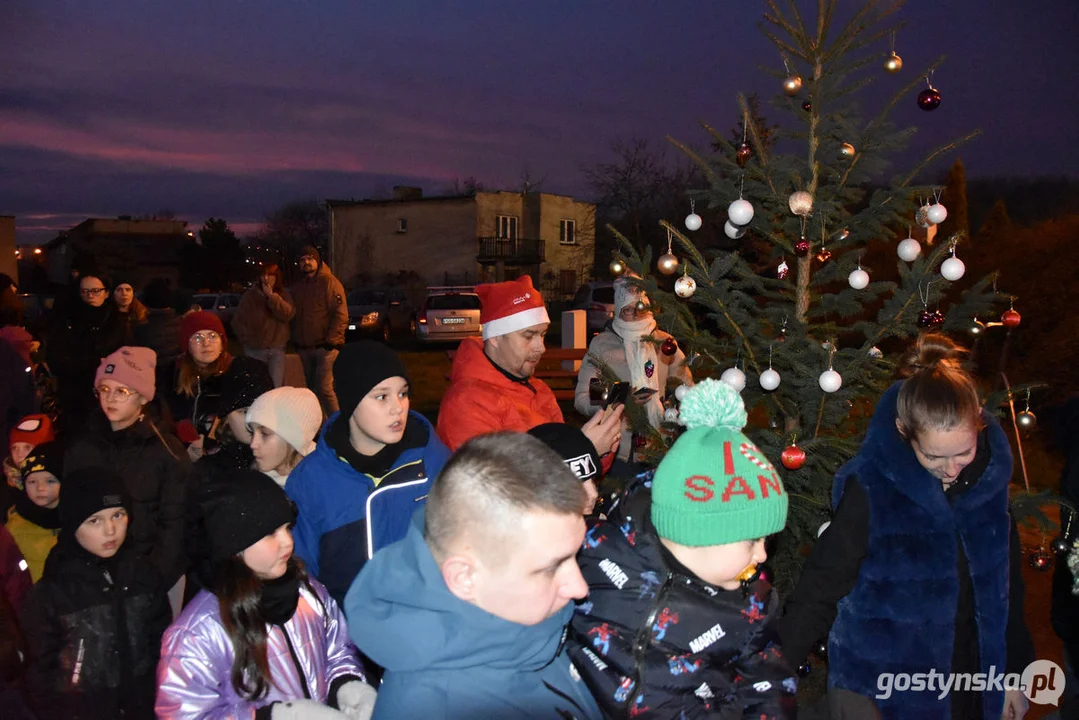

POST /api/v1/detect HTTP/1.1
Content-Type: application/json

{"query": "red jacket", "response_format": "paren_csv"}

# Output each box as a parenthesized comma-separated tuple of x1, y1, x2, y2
(437, 337, 563, 450)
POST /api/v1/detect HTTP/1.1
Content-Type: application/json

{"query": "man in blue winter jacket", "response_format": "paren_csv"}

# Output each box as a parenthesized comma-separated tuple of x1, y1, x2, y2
(345, 431, 603, 720)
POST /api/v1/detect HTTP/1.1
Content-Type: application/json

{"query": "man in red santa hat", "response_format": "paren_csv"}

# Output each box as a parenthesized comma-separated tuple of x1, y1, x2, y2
(437, 275, 622, 461)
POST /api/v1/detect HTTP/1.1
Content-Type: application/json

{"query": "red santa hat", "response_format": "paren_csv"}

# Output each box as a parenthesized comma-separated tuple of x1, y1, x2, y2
(477, 275, 550, 340)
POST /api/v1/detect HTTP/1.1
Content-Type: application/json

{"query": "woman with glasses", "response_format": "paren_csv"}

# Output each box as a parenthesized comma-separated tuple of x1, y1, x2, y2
(45, 270, 129, 427)
(159, 311, 270, 461)
(64, 346, 191, 616)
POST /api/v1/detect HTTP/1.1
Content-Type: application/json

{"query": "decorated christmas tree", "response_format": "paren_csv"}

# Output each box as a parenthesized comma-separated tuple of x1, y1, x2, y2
(607, 0, 1017, 592)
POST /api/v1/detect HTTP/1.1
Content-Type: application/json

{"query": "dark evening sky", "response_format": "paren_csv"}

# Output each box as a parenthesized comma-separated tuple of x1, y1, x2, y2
(2, 0, 1077, 245)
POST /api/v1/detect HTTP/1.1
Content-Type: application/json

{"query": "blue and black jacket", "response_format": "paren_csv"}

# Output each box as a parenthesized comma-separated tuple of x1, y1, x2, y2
(286, 410, 450, 606)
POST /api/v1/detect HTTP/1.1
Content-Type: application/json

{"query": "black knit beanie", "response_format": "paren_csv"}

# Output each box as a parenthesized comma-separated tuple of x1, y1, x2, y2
(21, 441, 63, 483)
(202, 470, 296, 559)
(334, 341, 411, 420)
(60, 467, 132, 538)
(528, 423, 601, 483)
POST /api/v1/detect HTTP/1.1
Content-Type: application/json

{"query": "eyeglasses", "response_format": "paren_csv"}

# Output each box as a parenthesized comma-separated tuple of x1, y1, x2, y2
(80, 287, 107, 297)
(95, 385, 138, 401)
(190, 331, 221, 346)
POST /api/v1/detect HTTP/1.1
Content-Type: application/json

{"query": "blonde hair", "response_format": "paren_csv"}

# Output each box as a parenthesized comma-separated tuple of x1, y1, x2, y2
(895, 333, 984, 440)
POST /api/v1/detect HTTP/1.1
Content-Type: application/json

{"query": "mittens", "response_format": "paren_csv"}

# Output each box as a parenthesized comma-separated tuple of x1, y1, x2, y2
(335, 680, 378, 720)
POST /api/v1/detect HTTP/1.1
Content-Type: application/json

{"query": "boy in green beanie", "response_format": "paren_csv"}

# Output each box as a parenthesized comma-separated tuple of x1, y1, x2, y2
(567, 379, 797, 718)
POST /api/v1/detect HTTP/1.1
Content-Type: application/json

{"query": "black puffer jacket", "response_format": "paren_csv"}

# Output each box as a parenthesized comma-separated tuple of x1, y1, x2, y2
(20, 540, 171, 720)
(568, 484, 797, 719)
(65, 415, 191, 585)
(159, 354, 269, 438)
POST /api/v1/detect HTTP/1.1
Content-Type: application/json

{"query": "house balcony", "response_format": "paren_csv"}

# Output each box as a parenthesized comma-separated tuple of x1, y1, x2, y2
(477, 237, 545, 265)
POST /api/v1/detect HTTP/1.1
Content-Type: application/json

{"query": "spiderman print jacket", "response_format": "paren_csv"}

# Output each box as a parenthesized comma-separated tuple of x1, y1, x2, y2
(568, 482, 797, 719)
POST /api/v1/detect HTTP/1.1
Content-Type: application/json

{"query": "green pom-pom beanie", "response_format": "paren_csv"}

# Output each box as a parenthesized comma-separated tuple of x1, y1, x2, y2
(652, 378, 788, 546)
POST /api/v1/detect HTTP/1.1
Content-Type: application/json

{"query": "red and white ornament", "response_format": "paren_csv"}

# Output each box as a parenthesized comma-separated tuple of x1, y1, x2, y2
(674, 273, 697, 299)
(777, 260, 790, 280)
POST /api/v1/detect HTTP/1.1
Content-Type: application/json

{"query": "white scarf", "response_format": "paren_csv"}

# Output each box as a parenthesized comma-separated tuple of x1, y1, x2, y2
(611, 315, 665, 428)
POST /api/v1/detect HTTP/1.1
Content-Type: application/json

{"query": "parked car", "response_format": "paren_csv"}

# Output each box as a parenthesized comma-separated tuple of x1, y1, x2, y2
(346, 288, 414, 342)
(415, 287, 482, 343)
(191, 292, 241, 330)
(571, 282, 615, 335)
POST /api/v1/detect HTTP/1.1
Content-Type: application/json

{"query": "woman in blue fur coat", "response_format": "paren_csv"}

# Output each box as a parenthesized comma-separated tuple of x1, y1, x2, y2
(781, 333, 1034, 719)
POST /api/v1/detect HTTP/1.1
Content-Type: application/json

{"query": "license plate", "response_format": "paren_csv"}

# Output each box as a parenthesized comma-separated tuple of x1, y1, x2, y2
(441, 317, 465, 325)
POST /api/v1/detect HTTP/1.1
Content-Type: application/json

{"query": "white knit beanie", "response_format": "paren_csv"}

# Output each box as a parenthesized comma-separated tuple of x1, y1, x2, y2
(246, 387, 322, 456)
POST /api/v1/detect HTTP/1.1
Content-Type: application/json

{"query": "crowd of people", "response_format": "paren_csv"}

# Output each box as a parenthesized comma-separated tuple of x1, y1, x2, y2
(0, 260, 1051, 719)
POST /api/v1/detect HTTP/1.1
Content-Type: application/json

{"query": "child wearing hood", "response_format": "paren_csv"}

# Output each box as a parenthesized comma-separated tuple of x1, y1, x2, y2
(157, 470, 374, 719)
(286, 341, 450, 607)
(20, 468, 172, 720)
(6, 442, 63, 581)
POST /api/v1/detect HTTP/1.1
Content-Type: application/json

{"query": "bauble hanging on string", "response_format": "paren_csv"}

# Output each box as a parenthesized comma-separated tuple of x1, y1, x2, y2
(801, 99, 812, 112)
(918, 84, 942, 111)
(840, 143, 856, 159)
(897, 236, 921, 262)
(819, 368, 843, 393)
(720, 367, 747, 392)
(1052, 536, 1071, 554)
(783, 74, 803, 96)
(848, 267, 870, 290)
(1029, 549, 1053, 572)
(941, 254, 965, 281)
(657, 252, 679, 276)
(816, 248, 832, 264)
(929, 310, 946, 328)
(781, 444, 806, 470)
(736, 142, 753, 168)
(884, 51, 903, 73)
(1002, 308, 1022, 328)
(724, 221, 747, 240)
(660, 337, 678, 357)
(916, 204, 933, 228)
(788, 191, 814, 217)
(674, 273, 697, 299)
(1017, 409, 1037, 429)
(927, 202, 948, 224)
(728, 198, 754, 226)
(609, 258, 626, 277)
(663, 407, 679, 423)
(794, 238, 811, 257)
(918, 309, 935, 328)
(759, 368, 781, 391)
(684, 212, 702, 232)
(777, 260, 790, 280)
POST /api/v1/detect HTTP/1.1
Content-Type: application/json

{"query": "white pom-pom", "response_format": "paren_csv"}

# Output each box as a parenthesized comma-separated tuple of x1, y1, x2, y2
(678, 378, 747, 430)
(719, 367, 747, 392)
(897, 237, 921, 262)
(724, 220, 747, 240)
(728, 199, 754, 226)
(819, 369, 843, 393)
(848, 268, 870, 290)
(927, 203, 948, 224)
(759, 368, 781, 391)
(941, 256, 965, 281)
(684, 212, 702, 231)
(674, 383, 690, 401)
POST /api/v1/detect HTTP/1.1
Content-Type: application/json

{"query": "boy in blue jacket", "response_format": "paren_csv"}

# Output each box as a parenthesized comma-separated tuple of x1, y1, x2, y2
(286, 341, 450, 606)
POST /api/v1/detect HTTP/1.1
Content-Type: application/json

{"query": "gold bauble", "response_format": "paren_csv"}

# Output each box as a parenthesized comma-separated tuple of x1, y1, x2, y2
(657, 252, 680, 275)
(609, 258, 626, 277)
(884, 52, 903, 74)
(840, 142, 856, 158)
(783, 75, 803, 96)
(788, 190, 814, 217)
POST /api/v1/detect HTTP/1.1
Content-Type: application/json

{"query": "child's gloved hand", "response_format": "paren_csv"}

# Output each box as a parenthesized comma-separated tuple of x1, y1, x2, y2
(270, 700, 348, 719)
(335, 680, 378, 720)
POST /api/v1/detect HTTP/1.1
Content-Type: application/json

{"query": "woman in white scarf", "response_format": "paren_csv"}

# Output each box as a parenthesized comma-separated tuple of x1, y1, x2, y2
(573, 277, 693, 462)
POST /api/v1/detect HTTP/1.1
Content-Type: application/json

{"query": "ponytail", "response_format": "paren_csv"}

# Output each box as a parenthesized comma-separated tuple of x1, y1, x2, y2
(895, 333, 983, 440)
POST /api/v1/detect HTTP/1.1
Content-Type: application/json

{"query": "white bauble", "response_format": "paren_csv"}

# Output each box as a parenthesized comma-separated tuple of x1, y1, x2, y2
(728, 198, 754, 226)
(941, 256, 966, 281)
(674, 383, 690, 402)
(897, 237, 921, 262)
(684, 212, 702, 231)
(819, 368, 843, 393)
(927, 203, 948, 224)
(818, 521, 832, 538)
(848, 268, 870, 290)
(663, 407, 680, 423)
(720, 367, 747, 392)
(674, 274, 697, 298)
(724, 220, 747, 239)
(759, 368, 781, 391)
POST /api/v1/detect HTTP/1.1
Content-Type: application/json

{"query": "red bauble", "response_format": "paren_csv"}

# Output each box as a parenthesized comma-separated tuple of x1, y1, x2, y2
(736, 142, 753, 168)
(801, 100, 812, 112)
(794, 239, 811, 257)
(781, 445, 806, 470)
(1002, 308, 1021, 328)
(661, 337, 678, 356)
(918, 309, 934, 328)
(917, 87, 942, 111)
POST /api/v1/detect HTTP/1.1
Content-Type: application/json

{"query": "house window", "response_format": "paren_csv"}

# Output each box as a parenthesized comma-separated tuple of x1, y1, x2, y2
(559, 219, 576, 245)
(496, 215, 518, 240)
(397, 218, 407, 233)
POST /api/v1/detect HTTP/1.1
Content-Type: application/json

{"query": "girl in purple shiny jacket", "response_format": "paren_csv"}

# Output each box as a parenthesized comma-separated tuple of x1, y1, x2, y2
(155, 470, 376, 720)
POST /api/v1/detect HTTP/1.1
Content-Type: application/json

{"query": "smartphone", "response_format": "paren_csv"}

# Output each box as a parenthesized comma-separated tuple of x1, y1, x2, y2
(603, 382, 630, 410)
